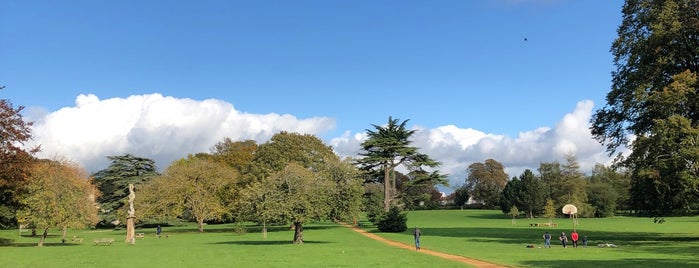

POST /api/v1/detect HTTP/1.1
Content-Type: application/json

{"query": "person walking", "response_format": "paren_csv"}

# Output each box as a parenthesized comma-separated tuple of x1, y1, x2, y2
(156, 225, 162, 237)
(582, 235, 588, 248)
(543, 231, 552, 248)
(559, 232, 568, 248)
(571, 231, 579, 248)
(413, 226, 421, 250)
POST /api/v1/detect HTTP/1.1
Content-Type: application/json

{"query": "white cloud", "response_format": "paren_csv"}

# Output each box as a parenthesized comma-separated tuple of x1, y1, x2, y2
(30, 93, 335, 172)
(331, 100, 621, 190)
(30, 94, 621, 192)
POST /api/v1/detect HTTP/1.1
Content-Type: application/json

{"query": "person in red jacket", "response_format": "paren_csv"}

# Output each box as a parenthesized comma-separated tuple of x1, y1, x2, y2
(571, 231, 579, 248)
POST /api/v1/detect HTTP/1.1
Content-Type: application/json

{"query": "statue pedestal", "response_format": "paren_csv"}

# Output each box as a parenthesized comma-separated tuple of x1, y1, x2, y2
(126, 216, 135, 245)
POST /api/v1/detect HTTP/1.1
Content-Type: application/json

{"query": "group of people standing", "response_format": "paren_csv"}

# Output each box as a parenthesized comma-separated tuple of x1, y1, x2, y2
(543, 231, 587, 248)
(412, 226, 589, 251)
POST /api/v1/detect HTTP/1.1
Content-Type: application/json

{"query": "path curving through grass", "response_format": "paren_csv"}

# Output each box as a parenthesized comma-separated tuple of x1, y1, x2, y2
(341, 223, 510, 268)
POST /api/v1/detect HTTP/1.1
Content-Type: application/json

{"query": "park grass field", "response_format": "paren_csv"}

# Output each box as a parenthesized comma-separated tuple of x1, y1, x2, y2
(378, 210, 699, 268)
(0, 210, 697, 268)
(0, 221, 467, 268)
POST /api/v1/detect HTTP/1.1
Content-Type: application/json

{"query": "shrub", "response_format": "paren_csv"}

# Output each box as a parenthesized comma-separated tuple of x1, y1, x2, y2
(377, 206, 407, 232)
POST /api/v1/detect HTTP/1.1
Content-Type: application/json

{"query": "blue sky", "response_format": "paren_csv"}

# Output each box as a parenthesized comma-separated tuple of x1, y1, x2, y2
(1, 0, 626, 190)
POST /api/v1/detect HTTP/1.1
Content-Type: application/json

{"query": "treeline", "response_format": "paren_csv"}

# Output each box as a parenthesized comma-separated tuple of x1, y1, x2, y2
(448, 155, 630, 218)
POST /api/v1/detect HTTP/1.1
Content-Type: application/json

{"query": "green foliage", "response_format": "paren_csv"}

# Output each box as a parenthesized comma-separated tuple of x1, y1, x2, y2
(17, 159, 100, 246)
(500, 177, 521, 214)
(376, 206, 407, 232)
(363, 183, 385, 224)
(357, 116, 444, 212)
(138, 155, 237, 232)
(560, 154, 589, 206)
(539, 156, 594, 216)
(543, 198, 556, 223)
(466, 159, 508, 208)
(209, 138, 257, 175)
(402, 171, 444, 210)
(589, 164, 631, 212)
(586, 182, 618, 217)
(518, 169, 546, 218)
(591, 0, 699, 217)
(0, 89, 39, 229)
(93, 154, 159, 227)
(324, 159, 364, 222)
(629, 113, 699, 215)
(452, 184, 470, 207)
(252, 131, 337, 177)
(244, 132, 362, 243)
(508, 205, 519, 218)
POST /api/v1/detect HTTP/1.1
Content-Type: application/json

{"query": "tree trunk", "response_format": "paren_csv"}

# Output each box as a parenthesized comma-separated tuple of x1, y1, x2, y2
(292, 221, 303, 244)
(197, 218, 204, 232)
(61, 226, 67, 243)
(38, 227, 49, 247)
(384, 166, 391, 212)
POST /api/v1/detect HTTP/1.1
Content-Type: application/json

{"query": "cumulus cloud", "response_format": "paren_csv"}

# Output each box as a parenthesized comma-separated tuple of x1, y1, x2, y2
(30, 93, 335, 172)
(331, 100, 620, 189)
(30, 93, 620, 191)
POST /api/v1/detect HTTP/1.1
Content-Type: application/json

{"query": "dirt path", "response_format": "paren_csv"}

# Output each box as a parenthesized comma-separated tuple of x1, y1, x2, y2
(342, 223, 510, 268)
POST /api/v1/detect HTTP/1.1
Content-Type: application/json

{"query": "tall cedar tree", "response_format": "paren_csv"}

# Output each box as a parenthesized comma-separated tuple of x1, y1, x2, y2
(357, 117, 443, 212)
(93, 154, 158, 226)
(590, 0, 699, 216)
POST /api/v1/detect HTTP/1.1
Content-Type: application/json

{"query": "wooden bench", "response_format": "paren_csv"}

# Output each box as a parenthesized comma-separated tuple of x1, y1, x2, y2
(136, 233, 145, 238)
(529, 223, 558, 227)
(93, 238, 115, 246)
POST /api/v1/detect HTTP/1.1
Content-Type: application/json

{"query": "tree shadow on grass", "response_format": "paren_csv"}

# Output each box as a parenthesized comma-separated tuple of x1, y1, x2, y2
(522, 258, 699, 268)
(395, 226, 699, 258)
(162, 223, 339, 234)
(0, 238, 12, 245)
(0, 242, 81, 248)
(464, 213, 511, 220)
(212, 240, 331, 246)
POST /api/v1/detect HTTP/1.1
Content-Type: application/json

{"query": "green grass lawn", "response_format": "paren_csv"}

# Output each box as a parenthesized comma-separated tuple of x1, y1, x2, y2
(0, 221, 469, 268)
(374, 210, 699, 268)
(1, 210, 697, 268)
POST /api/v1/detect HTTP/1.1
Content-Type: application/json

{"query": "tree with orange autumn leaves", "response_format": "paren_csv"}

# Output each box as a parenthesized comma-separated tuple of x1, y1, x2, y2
(0, 87, 40, 228)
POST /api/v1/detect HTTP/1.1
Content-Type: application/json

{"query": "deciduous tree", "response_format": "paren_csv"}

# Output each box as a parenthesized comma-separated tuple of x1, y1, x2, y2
(17, 159, 99, 247)
(210, 138, 257, 175)
(466, 159, 509, 208)
(244, 132, 363, 243)
(249, 163, 333, 244)
(590, 0, 699, 216)
(588, 164, 631, 217)
(138, 155, 237, 232)
(0, 88, 39, 228)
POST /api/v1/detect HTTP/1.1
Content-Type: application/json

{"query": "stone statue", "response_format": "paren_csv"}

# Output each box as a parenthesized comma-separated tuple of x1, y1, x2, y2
(126, 184, 136, 245)
(127, 184, 136, 217)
